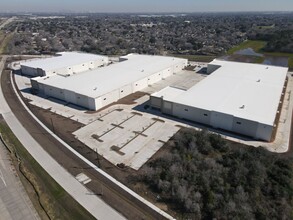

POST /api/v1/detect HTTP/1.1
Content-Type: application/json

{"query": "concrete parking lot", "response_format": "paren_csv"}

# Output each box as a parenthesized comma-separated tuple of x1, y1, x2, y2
(14, 69, 293, 169)
(73, 109, 179, 170)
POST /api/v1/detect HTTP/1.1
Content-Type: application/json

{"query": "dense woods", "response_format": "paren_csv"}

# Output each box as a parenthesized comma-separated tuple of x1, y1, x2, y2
(133, 128, 293, 219)
(249, 30, 293, 53)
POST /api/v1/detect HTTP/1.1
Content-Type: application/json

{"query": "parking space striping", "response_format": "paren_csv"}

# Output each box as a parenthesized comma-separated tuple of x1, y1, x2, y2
(96, 112, 137, 139)
(73, 108, 180, 170)
(119, 119, 160, 150)
(98, 109, 123, 120)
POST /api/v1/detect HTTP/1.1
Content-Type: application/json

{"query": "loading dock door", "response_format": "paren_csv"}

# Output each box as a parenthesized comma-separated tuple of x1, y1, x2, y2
(162, 101, 173, 115)
(210, 111, 233, 131)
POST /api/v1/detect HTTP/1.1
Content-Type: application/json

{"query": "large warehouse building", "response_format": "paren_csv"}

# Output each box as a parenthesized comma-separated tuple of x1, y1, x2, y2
(21, 52, 109, 77)
(31, 54, 187, 110)
(150, 60, 288, 141)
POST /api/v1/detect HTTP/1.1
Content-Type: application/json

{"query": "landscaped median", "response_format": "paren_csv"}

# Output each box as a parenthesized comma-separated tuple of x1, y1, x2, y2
(0, 117, 96, 220)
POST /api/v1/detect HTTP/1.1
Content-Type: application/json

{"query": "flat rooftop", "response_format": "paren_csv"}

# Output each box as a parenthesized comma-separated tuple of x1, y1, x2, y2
(152, 60, 288, 126)
(21, 52, 107, 71)
(35, 54, 187, 98)
(152, 86, 186, 100)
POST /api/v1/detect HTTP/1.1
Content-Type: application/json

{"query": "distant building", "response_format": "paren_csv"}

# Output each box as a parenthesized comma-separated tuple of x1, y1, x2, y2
(150, 60, 288, 141)
(30, 54, 187, 110)
(20, 52, 109, 77)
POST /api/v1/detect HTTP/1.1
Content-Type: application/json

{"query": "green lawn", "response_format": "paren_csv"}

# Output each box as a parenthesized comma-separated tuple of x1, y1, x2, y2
(227, 40, 267, 55)
(227, 40, 293, 70)
(0, 121, 95, 220)
(0, 31, 13, 54)
(254, 56, 266, 64)
(255, 25, 275, 30)
(289, 57, 293, 70)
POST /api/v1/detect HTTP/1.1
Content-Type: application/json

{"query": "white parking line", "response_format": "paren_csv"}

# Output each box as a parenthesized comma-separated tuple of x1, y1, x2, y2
(0, 169, 7, 187)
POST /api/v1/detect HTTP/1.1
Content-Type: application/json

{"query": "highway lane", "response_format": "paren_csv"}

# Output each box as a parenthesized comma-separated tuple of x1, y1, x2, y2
(1, 56, 40, 220)
(0, 17, 15, 30)
(0, 56, 126, 220)
(0, 140, 40, 220)
(2, 54, 176, 219)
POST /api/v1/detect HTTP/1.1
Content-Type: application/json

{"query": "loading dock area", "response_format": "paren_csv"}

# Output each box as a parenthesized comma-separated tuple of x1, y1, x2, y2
(13, 60, 293, 172)
(150, 60, 288, 141)
(30, 54, 187, 110)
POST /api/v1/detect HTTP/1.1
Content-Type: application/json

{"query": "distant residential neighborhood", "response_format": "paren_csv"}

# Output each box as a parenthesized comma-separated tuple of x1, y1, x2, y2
(1, 13, 292, 56)
(0, 11, 293, 220)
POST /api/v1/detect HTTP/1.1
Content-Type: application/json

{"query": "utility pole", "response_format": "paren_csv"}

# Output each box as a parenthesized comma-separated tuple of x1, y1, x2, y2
(95, 148, 100, 167)
(50, 118, 55, 134)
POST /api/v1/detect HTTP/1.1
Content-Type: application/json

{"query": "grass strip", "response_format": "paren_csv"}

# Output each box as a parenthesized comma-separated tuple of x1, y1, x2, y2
(0, 119, 95, 220)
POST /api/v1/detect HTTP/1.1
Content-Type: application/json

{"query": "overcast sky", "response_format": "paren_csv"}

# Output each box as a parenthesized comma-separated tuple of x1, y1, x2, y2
(1, 0, 293, 13)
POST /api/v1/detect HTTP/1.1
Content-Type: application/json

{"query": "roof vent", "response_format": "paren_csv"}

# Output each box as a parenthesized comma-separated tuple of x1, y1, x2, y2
(257, 79, 261, 82)
(266, 67, 269, 69)
(141, 69, 144, 72)
(239, 105, 245, 109)
(93, 87, 97, 91)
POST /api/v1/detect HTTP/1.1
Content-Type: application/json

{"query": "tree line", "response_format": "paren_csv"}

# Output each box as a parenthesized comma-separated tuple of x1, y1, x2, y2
(131, 128, 293, 219)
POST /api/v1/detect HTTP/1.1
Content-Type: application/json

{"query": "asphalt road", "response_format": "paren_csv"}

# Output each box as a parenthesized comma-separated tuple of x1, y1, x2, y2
(1, 54, 175, 219)
(0, 57, 128, 219)
(0, 140, 39, 220)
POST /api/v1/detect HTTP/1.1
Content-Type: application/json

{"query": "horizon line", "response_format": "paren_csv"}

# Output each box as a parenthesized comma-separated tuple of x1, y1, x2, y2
(0, 10, 293, 14)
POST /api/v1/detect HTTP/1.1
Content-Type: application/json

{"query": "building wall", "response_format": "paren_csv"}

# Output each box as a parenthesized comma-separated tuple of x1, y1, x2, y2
(94, 97, 102, 110)
(210, 111, 233, 131)
(162, 101, 173, 115)
(31, 77, 40, 90)
(147, 71, 162, 85)
(153, 99, 272, 141)
(162, 67, 173, 78)
(173, 61, 187, 73)
(100, 89, 120, 107)
(173, 103, 211, 125)
(76, 93, 91, 109)
(31, 58, 187, 110)
(119, 84, 133, 99)
(64, 89, 77, 104)
(43, 84, 65, 100)
(21, 65, 45, 77)
(133, 78, 148, 92)
(255, 123, 273, 141)
(87, 97, 97, 110)
(22, 57, 108, 77)
(150, 96, 162, 109)
(50, 67, 70, 76)
(231, 117, 259, 138)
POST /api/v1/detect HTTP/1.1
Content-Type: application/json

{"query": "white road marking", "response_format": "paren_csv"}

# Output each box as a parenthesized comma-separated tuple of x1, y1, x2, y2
(0, 169, 7, 187)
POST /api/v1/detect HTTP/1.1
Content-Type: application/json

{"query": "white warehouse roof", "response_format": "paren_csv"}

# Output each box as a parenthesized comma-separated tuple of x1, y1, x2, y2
(152, 60, 288, 126)
(152, 86, 186, 100)
(35, 54, 187, 98)
(20, 52, 107, 71)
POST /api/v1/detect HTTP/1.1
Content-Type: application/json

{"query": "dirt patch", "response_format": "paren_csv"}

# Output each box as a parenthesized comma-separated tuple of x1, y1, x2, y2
(28, 103, 134, 182)
(85, 91, 148, 114)
(3, 69, 170, 219)
(184, 65, 196, 71)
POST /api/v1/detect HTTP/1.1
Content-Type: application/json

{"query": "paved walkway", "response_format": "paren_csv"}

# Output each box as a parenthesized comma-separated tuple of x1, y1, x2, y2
(224, 74, 293, 152)
(0, 140, 40, 220)
(0, 56, 126, 220)
(16, 66, 292, 153)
